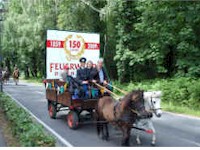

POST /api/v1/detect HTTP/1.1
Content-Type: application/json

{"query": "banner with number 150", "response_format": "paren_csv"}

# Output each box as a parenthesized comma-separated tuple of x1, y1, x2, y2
(46, 30, 100, 79)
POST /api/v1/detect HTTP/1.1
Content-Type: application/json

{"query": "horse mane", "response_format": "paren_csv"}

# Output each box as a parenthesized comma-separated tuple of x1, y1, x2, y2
(120, 90, 143, 110)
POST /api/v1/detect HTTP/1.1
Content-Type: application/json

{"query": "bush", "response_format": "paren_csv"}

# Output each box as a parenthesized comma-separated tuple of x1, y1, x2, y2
(0, 93, 56, 146)
(114, 77, 200, 110)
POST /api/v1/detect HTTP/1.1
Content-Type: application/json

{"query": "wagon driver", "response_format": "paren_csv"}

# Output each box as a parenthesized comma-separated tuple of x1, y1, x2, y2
(76, 57, 89, 99)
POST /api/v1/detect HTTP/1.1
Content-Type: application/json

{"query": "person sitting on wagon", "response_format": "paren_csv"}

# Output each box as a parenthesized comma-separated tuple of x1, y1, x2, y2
(86, 60, 99, 83)
(86, 60, 100, 98)
(76, 57, 89, 99)
(97, 58, 108, 84)
(60, 67, 83, 99)
(97, 58, 112, 96)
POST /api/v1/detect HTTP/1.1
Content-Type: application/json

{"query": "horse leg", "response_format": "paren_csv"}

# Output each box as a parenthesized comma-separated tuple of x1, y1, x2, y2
(118, 125, 126, 146)
(99, 122, 104, 139)
(135, 122, 141, 145)
(149, 121, 156, 146)
(100, 122, 109, 140)
(96, 110, 101, 138)
(125, 127, 131, 146)
(103, 122, 109, 141)
(96, 116, 106, 140)
(96, 115, 101, 137)
(121, 126, 131, 146)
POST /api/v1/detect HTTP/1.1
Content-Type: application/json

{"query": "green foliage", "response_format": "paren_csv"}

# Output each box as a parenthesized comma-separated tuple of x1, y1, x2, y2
(1, 0, 200, 82)
(0, 93, 55, 146)
(115, 77, 200, 110)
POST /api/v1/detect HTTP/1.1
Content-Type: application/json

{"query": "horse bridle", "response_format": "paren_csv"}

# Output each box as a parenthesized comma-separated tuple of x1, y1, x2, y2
(150, 96, 161, 112)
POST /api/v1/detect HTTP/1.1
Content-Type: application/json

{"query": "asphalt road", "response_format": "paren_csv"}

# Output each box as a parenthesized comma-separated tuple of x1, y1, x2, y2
(3, 80, 200, 147)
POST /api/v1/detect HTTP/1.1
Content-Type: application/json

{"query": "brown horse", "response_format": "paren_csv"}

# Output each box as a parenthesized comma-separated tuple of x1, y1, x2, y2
(96, 90, 152, 146)
(13, 69, 19, 85)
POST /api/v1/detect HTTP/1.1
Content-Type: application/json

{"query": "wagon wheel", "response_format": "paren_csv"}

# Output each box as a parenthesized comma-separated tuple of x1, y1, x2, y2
(48, 102, 57, 119)
(67, 111, 79, 129)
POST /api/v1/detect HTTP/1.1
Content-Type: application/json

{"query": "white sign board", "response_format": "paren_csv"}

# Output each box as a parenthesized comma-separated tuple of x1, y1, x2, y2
(46, 30, 100, 79)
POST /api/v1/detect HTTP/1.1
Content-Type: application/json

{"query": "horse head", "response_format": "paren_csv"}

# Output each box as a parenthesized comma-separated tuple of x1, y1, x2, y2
(144, 91, 162, 118)
(127, 90, 153, 119)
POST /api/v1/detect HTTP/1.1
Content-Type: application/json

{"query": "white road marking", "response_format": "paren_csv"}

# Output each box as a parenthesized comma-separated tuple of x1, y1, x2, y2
(180, 137, 200, 147)
(35, 91, 45, 95)
(5, 92, 74, 147)
(165, 111, 200, 120)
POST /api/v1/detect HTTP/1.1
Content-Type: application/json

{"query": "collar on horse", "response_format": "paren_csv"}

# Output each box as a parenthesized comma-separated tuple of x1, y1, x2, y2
(114, 102, 140, 122)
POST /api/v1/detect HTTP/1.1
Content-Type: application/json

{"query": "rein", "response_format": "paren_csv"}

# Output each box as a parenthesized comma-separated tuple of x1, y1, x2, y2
(93, 82, 120, 99)
(107, 83, 128, 95)
(130, 108, 140, 116)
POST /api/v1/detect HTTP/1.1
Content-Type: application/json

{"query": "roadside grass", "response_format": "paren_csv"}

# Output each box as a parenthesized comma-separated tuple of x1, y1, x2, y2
(0, 108, 20, 146)
(0, 93, 56, 146)
(162, 102, 200, 118)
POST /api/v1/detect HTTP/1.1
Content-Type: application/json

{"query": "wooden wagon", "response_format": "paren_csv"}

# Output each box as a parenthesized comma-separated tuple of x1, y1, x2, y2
(45, 79, 98, 129)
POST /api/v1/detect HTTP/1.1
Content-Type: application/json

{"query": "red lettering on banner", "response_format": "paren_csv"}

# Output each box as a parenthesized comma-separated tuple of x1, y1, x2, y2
(47, 40, 100, 50)
(50, 63, 53, 72)
(85, 43, 100, 50)
(70, 64, 74, 70)
(55, 63, 58, 70)
(49, 63, 81, 72)
(75, 64, 80, 69)
(46, 40, 64, 48)
(64, 64, 69, 70)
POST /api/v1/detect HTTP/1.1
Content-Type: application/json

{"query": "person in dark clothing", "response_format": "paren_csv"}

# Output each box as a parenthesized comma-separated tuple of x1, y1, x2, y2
(76, 57, 89, 99)
(76, 57, 88, 84)
(67, 75, 84, 99)
(60, 68, 83, 99)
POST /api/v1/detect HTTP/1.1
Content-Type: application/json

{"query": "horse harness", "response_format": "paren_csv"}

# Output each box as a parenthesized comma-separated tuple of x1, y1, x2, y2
(149, 96, 161, 112)
(113, 101, 140, 123)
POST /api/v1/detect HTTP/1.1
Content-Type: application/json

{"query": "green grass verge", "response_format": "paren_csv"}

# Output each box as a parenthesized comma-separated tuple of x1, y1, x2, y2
(162, 101, 200, 117)
(0, 93, 56, 146)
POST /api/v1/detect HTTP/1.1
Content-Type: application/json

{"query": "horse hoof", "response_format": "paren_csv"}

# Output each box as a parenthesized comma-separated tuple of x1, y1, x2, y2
(121, 142, 130, 147)
(105, 136, 109, 141)
(136, 140, 142, 145)
(102, 136, 107, 141)
(151, 143, 156, 146)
